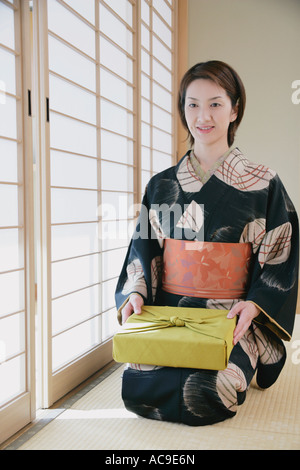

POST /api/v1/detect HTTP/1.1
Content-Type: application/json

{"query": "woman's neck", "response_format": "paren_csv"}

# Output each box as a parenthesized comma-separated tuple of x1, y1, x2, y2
(193, 142, 230, 172)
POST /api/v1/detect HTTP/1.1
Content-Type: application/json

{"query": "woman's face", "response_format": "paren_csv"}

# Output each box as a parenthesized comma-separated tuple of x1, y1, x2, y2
(184, 79, 237, 152)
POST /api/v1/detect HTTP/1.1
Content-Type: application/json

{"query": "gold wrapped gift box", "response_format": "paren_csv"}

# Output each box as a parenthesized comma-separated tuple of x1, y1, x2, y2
(113, 306, 236, 371)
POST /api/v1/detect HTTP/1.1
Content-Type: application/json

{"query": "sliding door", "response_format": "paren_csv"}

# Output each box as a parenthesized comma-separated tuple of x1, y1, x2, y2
(139, 0, 176, 197)
(0, 0, 35, 444)
(34, 0, 136, 407)
(0, 0, 179, 444)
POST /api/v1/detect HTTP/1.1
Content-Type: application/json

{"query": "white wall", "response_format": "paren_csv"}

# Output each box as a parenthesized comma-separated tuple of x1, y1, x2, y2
(188, 0, 300, 213)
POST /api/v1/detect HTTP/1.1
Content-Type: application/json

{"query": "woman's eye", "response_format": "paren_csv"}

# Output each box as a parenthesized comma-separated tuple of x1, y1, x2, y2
(188, 103, 197, 108)
(211, 102, 221, 108)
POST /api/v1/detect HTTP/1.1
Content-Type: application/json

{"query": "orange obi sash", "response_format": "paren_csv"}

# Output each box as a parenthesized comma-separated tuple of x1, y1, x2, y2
(162, 239, 252, 299)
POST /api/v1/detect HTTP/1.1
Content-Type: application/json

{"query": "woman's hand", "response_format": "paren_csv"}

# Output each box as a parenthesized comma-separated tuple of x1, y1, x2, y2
(227, 301, 260, 345)
(121, 293, 144, 324)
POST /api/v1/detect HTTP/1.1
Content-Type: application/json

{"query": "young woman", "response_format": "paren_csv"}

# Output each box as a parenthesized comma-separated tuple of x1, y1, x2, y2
(115, 61, 299, 426)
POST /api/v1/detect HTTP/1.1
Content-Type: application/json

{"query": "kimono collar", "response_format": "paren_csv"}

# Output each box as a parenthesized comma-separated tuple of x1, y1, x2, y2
(175, 147, 243, 194)
(189, 148, 233, 184)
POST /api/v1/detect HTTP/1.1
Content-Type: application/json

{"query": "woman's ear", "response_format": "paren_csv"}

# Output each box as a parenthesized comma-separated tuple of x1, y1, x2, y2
(230, 99, 239, 122)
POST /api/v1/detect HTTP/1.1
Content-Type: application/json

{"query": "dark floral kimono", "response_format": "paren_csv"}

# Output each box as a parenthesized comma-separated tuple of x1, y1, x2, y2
(115, 148, 299, 426)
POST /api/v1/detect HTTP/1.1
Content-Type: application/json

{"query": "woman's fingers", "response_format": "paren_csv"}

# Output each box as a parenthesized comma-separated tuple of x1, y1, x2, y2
(227, 301, 244, 319)
(227, 301, 260, 345)
(121, 294, 144, 324)
(130, 294, 144, 314)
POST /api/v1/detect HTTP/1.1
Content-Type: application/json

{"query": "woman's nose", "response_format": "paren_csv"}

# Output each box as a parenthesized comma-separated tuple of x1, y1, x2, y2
(196, 105, 211, 122)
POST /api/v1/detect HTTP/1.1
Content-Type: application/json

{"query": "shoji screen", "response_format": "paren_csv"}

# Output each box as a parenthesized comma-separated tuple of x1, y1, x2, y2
(34, 0, 177, 407)
(0, 0, 179, 441)
(140, 0, 176, 196)
(0, 0, 35, 444)
(36, 0, 136, 406)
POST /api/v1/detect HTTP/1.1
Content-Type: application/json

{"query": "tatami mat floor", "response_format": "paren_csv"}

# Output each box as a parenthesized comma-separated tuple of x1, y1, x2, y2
(2, 316, 300, 451)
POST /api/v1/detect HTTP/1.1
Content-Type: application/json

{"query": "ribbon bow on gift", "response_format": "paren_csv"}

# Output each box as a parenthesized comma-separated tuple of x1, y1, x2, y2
(169, 316, 185, 327)
(118, 305, 235, 342)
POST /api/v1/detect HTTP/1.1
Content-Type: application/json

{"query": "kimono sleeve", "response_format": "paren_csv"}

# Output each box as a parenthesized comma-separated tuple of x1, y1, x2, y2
(115, 188, 164, 324)
(246, 175, 299, 340)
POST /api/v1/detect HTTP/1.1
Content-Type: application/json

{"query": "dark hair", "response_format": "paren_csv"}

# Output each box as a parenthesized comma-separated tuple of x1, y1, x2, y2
(178, 60, 246, 147)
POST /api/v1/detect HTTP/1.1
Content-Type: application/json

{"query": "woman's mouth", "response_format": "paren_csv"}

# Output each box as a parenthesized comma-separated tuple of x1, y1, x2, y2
(196, 126, 214, 134)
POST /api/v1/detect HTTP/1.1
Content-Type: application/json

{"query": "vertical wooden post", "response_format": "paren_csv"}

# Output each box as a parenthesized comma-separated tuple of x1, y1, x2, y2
(176, 0, 188, 161)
